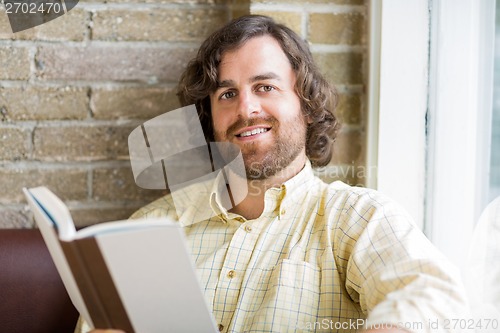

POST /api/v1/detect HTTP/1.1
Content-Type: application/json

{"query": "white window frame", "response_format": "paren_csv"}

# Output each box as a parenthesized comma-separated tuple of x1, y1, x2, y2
(367, 0, 429, 229)
(368, 0, 496, 269)
(425, 0, 495, 268)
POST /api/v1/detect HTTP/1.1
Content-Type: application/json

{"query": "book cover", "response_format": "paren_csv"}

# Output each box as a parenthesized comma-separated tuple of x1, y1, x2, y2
(23, 186, 218, 333)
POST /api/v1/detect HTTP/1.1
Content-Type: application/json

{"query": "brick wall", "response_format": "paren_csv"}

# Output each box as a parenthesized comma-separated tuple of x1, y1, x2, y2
(249, 0, 367, 184)
(0, 0, 366, 228)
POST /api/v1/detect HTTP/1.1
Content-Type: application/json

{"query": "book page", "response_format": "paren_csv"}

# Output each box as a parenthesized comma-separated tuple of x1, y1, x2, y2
(24, 187, 76, 240)
(96, 225, 218, 333)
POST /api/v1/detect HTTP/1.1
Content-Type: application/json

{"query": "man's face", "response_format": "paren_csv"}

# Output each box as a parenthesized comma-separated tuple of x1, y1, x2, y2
(210, 35, 307, 180)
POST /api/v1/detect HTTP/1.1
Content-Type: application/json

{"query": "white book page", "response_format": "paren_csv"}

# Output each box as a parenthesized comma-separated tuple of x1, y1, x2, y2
(25, 187, 76, 240)
(96, 225, 218, 333)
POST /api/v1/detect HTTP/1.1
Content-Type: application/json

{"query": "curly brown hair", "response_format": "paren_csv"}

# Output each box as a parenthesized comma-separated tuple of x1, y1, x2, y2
(177, 15, 338, 167)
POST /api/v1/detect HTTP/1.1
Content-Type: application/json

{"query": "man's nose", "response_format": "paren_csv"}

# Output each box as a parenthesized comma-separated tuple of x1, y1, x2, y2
(237, 90, 260, 118)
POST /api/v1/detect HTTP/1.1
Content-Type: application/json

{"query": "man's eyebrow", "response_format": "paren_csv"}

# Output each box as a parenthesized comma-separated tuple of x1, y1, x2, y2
(250, 72, 281, 82)
(216, 72, 281, 88)
(217, 79, 236, 89)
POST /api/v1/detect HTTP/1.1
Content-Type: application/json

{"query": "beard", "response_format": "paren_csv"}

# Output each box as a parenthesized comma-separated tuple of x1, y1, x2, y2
(214, 113, 307, 180)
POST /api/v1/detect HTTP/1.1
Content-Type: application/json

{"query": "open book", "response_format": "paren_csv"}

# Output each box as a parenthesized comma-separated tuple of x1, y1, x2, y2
(23, 186, 218, 333)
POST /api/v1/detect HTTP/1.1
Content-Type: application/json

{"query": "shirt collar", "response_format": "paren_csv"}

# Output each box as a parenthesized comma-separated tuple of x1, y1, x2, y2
(209, 159, 317, 222)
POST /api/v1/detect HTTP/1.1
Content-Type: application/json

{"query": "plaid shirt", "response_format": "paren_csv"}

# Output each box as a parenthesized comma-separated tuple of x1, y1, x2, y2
(75, 161, 468, 333)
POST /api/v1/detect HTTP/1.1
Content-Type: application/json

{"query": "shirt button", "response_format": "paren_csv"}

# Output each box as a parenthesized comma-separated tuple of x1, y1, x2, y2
(227, 270, 236, 278)
(218, 324, 224, 331)
(244, 225, 252, 233)
(280, 208, 286, 215)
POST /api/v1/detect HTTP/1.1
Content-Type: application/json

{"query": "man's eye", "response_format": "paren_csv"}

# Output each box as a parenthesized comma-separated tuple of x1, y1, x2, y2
(257, 85, 275, 92)
(220, 91, 236, 100)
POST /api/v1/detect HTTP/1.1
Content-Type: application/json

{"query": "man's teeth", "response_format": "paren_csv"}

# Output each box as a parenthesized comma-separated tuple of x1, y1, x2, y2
(238, 128, 269, 137)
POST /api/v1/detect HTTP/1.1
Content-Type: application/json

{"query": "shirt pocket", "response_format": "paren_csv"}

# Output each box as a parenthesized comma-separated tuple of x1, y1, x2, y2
(250, 259, 321, 332)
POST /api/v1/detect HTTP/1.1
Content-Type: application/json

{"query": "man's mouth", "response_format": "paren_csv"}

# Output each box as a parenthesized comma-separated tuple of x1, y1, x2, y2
(236, 127, 270, 138)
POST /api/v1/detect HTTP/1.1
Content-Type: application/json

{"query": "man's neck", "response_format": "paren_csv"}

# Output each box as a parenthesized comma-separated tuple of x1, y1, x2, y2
(227, 154, 307, 220)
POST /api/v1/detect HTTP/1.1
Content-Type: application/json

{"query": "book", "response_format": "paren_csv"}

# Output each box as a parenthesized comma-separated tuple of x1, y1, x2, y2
(23, 186, 218, 333)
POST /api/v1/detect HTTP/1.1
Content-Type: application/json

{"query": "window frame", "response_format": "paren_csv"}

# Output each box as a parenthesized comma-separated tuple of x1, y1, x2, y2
(368, 0, 495, 269)
(425, 0, 495, 268)
(366, 0, 429, 229)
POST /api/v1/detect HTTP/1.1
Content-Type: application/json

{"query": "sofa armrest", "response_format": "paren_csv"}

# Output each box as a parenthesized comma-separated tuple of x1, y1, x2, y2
(0, 229, 79, 333)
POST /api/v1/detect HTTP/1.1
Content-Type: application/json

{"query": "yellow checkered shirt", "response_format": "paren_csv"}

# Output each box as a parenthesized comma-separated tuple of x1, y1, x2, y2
(75, 161, 468, 333)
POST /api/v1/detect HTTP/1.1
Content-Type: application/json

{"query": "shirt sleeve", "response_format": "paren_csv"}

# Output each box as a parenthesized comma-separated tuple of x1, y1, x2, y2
(335, 189, 469, 333)
(129, 194, 180, 220)
(465, 196, 500, 322)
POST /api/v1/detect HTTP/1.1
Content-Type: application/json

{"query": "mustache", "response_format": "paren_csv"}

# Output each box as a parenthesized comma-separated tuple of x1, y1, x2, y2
(225, 116, 277, 136)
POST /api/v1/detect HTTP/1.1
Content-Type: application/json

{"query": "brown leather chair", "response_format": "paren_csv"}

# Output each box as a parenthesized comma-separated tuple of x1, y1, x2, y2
(0, 229, 79, 333)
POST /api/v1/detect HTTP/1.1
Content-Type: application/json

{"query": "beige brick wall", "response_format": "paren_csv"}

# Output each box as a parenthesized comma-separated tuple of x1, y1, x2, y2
(250, 0, 367, 184)
(0, 0, 366, 228)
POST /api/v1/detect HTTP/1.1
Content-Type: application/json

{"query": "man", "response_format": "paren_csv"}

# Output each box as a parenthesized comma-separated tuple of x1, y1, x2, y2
(466, 196, 500, 327)
(82, 15, 468, 333)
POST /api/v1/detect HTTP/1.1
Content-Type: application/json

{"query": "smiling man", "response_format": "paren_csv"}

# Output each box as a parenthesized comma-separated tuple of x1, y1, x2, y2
(209, 34, 309, 220)
(82, 15, 468, 333)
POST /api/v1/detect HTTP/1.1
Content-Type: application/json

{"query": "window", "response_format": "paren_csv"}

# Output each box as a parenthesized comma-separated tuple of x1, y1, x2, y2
(489, 2, 500, 202)
(368, 0, 497, 271)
